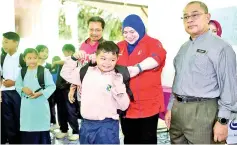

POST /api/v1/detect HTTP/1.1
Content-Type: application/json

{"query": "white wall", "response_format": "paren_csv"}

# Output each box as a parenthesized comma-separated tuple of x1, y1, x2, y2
(16, 0, 61, 62)
(148, 0, 237, 87)
(0, 0, 15, 44)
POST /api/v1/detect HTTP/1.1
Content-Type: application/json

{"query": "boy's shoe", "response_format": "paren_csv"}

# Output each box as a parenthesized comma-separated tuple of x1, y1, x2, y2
(55, 132, 68, 139)
(50, 124, 60, 132)
(68, 134, 79, 141)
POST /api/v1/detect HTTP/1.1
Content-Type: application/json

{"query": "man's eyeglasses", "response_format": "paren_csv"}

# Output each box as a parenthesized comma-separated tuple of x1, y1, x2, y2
(181, 13, 205, 21)
(89, 29, 102, 33)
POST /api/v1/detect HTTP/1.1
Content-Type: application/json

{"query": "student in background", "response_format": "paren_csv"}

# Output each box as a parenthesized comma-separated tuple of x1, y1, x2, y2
(35, 45, 51, 69)
(51, 56, 61, 84)
(48, 56, 61, 132)
(1, 32, 22, 144)
(35, 45, 57, 131)
(15, 48, 56, 144)
(53, 44, 80, 141)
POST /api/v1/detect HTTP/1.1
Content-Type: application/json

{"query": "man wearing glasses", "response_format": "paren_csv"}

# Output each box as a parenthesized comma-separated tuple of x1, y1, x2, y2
(80, 16, 105, 54)
(165, 1, 237, 144)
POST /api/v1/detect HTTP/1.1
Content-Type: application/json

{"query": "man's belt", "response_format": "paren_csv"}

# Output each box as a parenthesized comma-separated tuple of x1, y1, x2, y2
(174, 93, 216, 103)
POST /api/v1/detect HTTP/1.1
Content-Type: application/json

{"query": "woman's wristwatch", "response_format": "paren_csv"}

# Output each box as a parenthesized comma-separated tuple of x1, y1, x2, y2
(137, 63, 143, 73)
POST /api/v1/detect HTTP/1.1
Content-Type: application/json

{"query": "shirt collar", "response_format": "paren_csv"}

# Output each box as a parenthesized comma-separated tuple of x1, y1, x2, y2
(6, 52, 20, 58)
(85, 37, 104, 46)
(189, 31, 211, 42)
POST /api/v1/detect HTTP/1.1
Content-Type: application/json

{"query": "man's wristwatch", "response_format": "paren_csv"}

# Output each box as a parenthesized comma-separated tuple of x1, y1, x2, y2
(217, 117, 229, 125)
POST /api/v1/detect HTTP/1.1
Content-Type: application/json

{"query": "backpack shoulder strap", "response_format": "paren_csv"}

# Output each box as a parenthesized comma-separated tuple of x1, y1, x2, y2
(21, 67, 28, 81)
(1, 53, 7, 67)
(79, 63, 89, 83)
(45, 63, 52, 71)
(37, 65, 45, 89)
(79, 61, 97, 82)
(115, 65, 134, 101)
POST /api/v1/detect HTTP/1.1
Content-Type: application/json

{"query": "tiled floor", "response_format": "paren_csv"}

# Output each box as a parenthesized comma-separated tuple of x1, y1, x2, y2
(52, 119, 171, 144)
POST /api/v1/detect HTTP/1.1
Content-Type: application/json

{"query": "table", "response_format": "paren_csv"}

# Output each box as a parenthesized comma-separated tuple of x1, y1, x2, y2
(159, 86, 172, 120)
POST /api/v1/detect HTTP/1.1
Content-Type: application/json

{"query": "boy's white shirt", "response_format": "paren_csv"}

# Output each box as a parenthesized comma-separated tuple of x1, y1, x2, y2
(1, 52, 21, 91)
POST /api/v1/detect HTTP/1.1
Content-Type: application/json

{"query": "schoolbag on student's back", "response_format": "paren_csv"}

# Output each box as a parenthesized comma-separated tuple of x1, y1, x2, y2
(45, 63, 52, 71)
(21, 65, 45, 90)
(1, 53, 26, 68)
(79, 62, 134, 117)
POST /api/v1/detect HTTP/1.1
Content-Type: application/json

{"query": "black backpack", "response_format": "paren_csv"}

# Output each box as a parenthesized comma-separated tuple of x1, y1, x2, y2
(45, 63, 52, 71)
(79, 62, 134, 117)
(21, 65, 45, 90)
(1, 52, 26, 68)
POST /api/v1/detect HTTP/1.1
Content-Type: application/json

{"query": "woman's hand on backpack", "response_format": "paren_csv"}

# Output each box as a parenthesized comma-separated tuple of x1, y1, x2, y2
(127, 66, 140, 78)
(22, 87, 33, 96)
(73, 50, 86, 60)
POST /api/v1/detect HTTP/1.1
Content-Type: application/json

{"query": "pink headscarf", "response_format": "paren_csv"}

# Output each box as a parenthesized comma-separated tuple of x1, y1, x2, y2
(209, 20, 222, 37)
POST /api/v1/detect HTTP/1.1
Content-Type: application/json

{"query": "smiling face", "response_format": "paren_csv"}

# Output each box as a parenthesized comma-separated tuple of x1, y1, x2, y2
(88, 21, 103, 42)
(183, 3, 210, 38)
(123, 27, 140, 44)
(24, 52, 38, 69)
(96, 51, 118, 72)
(38, 48, 48, 60)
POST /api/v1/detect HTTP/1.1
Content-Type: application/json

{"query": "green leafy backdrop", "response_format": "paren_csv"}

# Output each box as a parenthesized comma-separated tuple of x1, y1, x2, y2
(59, 1, 123, 43)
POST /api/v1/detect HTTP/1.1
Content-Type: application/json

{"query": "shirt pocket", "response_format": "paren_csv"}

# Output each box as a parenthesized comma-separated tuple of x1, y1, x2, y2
(190, 52, 209, 75)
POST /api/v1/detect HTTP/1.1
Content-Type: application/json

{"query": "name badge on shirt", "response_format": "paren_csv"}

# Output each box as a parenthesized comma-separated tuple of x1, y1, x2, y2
(106, 84, 112, 92)
(196, 49, 207, 54)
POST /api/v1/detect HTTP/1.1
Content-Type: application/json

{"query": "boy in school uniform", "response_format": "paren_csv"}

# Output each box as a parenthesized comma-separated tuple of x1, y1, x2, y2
(1, 32, 21, 144)
(61, 41, 130, 144)
(53, 44, 80, 141)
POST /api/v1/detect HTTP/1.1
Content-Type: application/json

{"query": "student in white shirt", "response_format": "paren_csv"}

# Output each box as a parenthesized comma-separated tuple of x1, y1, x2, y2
(1, 32, 21, 144)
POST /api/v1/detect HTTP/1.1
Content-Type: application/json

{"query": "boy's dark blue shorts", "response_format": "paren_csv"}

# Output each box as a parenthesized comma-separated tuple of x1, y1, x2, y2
(79, 118, 119, 144)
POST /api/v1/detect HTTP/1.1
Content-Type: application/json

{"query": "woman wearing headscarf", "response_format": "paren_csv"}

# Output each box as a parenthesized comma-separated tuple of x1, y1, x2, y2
(209, 20, 222, 37)
(117, 14, 167, 144)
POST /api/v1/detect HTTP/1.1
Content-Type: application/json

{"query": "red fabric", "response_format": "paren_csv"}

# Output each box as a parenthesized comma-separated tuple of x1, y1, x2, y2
(210, 20, 222, 37)
(117, 34, 167, 118)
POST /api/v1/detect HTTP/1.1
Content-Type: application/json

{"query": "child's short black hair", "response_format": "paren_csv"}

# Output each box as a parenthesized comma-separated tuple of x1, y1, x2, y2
(62, 44, 75, 53)
(35, 45, 48, 52)
(96, 41, 119, 56)
(3, 32, 20, 42)
(88, 16, 105, 29)
(23, 48, 38, 58)
(52, 56, 61, 62)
